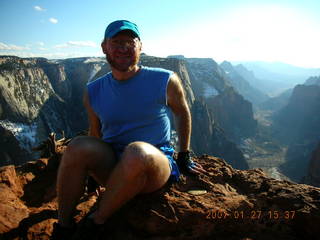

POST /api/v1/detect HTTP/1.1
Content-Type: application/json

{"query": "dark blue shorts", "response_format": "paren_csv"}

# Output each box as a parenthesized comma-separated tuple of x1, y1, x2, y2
(110, 142, 180, 183)
(158, 144, 180, 183)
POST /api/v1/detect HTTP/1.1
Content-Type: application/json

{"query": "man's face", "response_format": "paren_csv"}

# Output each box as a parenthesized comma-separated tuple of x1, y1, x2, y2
(101, 30, 142, 72)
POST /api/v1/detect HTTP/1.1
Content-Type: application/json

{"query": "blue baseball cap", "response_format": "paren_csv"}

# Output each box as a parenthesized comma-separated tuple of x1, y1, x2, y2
(104, 20, 140, 39)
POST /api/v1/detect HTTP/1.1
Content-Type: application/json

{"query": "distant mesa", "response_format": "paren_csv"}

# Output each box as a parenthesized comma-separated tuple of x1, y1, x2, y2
(167, 55, 185, 59)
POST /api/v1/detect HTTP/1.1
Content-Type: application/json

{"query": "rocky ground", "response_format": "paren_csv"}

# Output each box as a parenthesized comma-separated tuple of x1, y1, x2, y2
(0, 137, 320, 240)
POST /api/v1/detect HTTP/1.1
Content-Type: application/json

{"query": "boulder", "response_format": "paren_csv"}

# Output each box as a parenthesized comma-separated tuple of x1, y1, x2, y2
(0, 142, 319, 240)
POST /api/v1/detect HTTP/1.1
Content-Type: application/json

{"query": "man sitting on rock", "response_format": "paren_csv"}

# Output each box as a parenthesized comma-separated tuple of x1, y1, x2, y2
(51, 20, 204, 240)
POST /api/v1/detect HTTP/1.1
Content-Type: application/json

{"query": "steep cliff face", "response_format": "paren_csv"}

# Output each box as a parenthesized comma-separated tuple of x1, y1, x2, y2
(0, 56, 54, 122)
(185, 58, 229, 97)
(207, 87, 257, 143)
(220, 61, 269, 105)
(183, 57, 258, 144)
(0, 56, 58, 165)
(303, 142, 320, 187)
(304, 75, 320, 86)
(273, 84, 320, 181)
(0, 125, 31, 166)
(258, 88, 292, 112)
(190, 99, 248, 170)
(0, 56, 105, 166)
(36, 59, 71, 100)
(57, 58, 106, 133)
(273, 84, 320, 144)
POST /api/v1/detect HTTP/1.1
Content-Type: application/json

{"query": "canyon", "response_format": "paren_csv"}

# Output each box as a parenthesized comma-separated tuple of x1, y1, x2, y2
(0, 55, 320, 185)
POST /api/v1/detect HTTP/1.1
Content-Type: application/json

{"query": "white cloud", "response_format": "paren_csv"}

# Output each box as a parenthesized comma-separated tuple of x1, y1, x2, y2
(0, 42, 29, 51)
(37, 42, 45, 46)
(0, 51, 103, 60)
(68, 41, 97, 47)
(34, 6, 46, 11)
(49, 18, 58, 24)
(54, 41, 97, 48)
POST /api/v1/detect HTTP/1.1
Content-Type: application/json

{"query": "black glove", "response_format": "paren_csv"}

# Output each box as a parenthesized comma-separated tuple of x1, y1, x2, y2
(177, 151, 196, 174)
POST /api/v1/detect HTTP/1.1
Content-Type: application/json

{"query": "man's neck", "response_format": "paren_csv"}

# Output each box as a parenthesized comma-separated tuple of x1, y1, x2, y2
(111, 65, 140, 81)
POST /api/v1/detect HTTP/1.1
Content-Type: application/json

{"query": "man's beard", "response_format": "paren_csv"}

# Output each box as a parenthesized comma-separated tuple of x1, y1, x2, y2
(106, 52, 140, 72)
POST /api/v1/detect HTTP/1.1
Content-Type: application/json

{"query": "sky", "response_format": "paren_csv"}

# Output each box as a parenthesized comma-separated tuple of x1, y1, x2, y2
(0, 0, 319, 68)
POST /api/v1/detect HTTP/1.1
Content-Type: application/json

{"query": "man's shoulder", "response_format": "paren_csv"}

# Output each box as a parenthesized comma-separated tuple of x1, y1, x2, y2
(87, 72, 111, 87)
(141, 66, 173, 76)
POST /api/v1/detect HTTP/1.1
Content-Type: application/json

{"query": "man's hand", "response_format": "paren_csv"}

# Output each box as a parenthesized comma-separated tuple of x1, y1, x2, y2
(177, 151, 206, 175)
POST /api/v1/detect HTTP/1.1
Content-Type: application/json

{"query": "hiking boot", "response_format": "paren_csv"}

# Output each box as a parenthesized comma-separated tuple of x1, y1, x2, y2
(51, 222, 76, 240)
(71, 217, 104, 240)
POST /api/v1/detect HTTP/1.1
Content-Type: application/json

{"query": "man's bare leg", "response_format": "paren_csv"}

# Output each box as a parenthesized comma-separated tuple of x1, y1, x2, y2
(90, 141, 171, 224)
(56, 136, 117, 227)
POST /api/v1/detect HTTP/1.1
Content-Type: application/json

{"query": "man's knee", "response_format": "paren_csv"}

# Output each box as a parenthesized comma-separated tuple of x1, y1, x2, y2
(124, 142, 154, 162)
(67, 136, 93, 150)
(63, 136, 91, 159)
(123, 142, 171, 193)
(122, 141, 166, 172)
(62, 136, 113, 167)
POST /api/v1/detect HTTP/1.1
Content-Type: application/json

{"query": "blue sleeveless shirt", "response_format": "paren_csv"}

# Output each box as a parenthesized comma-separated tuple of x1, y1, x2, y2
(87, 66, 173, 149)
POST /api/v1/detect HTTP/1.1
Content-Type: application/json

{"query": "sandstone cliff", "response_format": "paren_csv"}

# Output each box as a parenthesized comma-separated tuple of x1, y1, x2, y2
(233, 64, 271, 97)
(0, 56, 55, 122)
(220, 61, 268, 105)
(183, 57, 258, 145)
(303, 142, 320, 187)
(258, 88, 292, 112)
(273, 84, 320, 144)
(273, 84, 320, 181)
(207, 87, 257, 144)
(304, 75, 320, 86)
(0, 138, 319, 240)
(0, 125, 30, 166)
(0, 56, 105, 166)
(190, 99, 247, 170)
(185, 58, 229, 97)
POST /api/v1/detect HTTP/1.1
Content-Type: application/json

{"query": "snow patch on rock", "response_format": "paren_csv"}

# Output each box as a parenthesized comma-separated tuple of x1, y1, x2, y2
(84, 57, 105, 64)
(88, 64, 103, 81)
(202, 82, 219, 98)
(0, 120, 37, 152)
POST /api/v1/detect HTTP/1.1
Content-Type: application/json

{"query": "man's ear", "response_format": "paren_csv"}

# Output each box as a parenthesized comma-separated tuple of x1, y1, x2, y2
(101, 41, 107, 54)
(139, 41, 142, 52)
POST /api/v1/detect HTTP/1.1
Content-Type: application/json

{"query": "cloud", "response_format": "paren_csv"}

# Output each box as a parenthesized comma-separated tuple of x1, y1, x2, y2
(0, 42, 29, 51)
(54, 41, 97, 48)
(34, 6, 46, 11)
(49, 18, 58, 24)
(0, 51, 103, 60)
(37, 42, 45, 46)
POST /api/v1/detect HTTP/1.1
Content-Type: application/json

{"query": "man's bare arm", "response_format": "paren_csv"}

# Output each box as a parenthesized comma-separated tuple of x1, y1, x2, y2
(167, 74, 206, 175)
(167, 73, 191, 152)
(83, 90, 102, 138)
